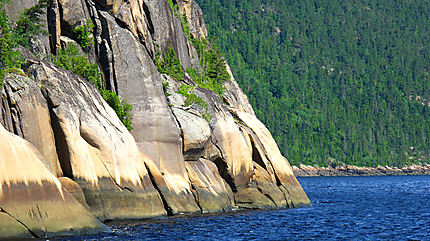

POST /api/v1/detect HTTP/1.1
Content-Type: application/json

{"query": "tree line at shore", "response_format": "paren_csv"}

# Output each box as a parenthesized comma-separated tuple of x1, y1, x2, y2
(196, 0, 430, 167)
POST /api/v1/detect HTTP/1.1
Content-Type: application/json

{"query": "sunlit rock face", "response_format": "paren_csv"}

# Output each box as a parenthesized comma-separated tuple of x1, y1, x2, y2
(1, 74, 62, 176)
(27, 61, 167, 220)
(233, 111, 311, 207)
(185, 158, 234, 212)
(89, 2, 201, 214)
(0, 124, 108, 239)
(0, 0, 310, 238)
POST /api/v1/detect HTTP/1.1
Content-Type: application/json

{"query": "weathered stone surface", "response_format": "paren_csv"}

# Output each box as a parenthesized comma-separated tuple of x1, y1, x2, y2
(185, 159, 234, 212)
(222, 64, 256, 115)
(0, 124, 108, 239)
(0, 74, 62, 176)
(252, 164, 288, 207)
(143, 156, 201, 215)
(234, 111, 311, 207)
(94, 9, 200, 214)
(93, 0, 124, 14)
(59, 36, 86, 55)
(172, 108, 211, 161)
(114, 0, 155, 56)
(144, 0, 199, 69)
(4, 0, 51, 57)
(211, 105, 253, 188)
(0, 1, 313, 234)
(47, 0, 62, 51)
(58, 0, 90, 37)
(4, 0, 38, 22)
(28, 61, 167, 220)
(178, 0, 208, 39)
(234, 186, 274, 209)
(58, 177, 90, 209)
(0, 213, 32, 239)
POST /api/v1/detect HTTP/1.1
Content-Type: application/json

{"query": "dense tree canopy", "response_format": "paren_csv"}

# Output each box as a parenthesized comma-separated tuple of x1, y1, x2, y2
(196, 0, 430, 167)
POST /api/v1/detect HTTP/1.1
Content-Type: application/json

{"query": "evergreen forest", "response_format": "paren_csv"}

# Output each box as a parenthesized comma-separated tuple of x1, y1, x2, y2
(196, 0, 430, 167)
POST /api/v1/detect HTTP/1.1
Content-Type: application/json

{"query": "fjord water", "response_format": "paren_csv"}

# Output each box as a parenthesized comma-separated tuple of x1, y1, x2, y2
(69, 176, 430, 240)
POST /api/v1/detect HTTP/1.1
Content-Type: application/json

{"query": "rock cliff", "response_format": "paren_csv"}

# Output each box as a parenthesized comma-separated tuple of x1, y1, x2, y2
(0, 0, 310, 239)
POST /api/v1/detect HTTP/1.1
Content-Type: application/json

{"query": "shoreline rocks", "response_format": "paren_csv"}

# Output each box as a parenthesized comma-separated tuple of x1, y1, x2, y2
(293, 163, 430, 177)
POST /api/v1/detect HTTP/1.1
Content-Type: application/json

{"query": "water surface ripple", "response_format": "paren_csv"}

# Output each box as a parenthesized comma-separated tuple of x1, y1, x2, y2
(66, 175, 430, 240)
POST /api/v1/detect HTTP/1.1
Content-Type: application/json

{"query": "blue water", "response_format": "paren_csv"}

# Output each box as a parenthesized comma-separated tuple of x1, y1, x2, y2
(65, 175, 430, 240)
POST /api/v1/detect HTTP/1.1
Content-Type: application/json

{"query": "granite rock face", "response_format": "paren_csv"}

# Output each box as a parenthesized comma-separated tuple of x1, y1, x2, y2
(28, 61, 167, 220)
(91, 6, 201, 214)
(1, 74, 62, 176)
(185, 159, 234, 212)
(0, 0, 310, 239)
(0, 124, 108, 239)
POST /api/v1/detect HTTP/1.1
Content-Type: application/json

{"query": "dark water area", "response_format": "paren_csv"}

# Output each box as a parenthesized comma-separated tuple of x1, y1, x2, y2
(64, 175, 430, 240)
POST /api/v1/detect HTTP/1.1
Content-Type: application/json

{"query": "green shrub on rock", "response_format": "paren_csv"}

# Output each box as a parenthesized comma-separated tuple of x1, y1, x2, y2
(154, 45, 185, 81)
(49, 44, 101, 87)
(14, 0, 49, 49)
(73, 20, 95, 50)
(100, 89, 133, 131)
(176, 84, 212, 122)
(0, 0, 22, 83)
(49, 44, 133, 131)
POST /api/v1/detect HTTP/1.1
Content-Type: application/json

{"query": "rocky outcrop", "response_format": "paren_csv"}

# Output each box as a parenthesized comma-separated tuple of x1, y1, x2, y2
(1, 74, 62, 176)
(0, 0, 310, 238)
(177, 0, 208, 39)
(172, 108, 211, 161)
(185, 158, 234, 212)
(93, 0, 123, 14)
(91, 5, 201, 214)
(144, 0, 199, 69)
(28, 61, 167, 220)
(293, 163, 430, 177)
(222, 63, 256, 115)
(234, 111, 310, 207)
(0, 124, 108, 239)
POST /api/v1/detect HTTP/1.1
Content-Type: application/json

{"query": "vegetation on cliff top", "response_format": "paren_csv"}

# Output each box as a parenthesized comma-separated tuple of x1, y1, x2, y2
(0, 2, 133, 131)
(197, 0, 430, 167)
(162, 0, 230, 98)
(50, 23, 133, 131)
(0, 0, 22, 82)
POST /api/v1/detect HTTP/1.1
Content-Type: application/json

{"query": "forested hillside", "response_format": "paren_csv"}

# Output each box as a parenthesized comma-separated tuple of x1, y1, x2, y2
(196, 0, 430, 167)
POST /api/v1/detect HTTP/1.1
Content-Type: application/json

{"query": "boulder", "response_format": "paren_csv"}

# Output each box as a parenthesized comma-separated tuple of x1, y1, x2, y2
(185, 159, 234, 212)
(172, 108, 211, 161)
(0, 124, 108, 239)
(28, 61, 167, 220)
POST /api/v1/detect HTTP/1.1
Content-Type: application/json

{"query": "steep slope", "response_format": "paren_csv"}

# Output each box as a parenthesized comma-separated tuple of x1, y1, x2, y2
(196, 0, 430, 168)
(0, 0, 310, 238)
